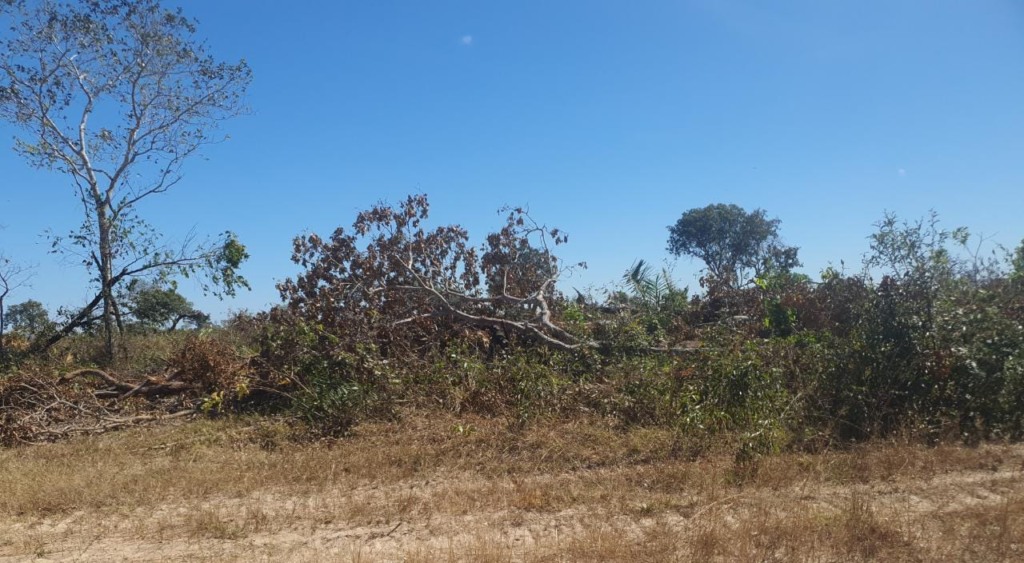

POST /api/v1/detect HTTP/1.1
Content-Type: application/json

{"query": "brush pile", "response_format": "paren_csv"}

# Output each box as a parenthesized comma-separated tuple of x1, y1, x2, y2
(0, 369, 197, 445)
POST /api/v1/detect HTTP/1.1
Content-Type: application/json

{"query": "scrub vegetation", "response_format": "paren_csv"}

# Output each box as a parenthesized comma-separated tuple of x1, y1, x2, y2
(2, 196, 1023, 560)
(2, 0, 1023, 560)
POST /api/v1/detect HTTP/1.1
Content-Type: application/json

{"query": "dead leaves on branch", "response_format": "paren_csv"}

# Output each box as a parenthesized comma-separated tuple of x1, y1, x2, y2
(279, 195, 591, 355)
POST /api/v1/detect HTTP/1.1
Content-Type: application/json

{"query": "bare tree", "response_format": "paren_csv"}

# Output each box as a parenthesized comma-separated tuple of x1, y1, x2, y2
(0, 0, 251, 358)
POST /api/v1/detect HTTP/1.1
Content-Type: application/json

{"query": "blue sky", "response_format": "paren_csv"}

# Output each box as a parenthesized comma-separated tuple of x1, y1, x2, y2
(2, 0, 1023, 320)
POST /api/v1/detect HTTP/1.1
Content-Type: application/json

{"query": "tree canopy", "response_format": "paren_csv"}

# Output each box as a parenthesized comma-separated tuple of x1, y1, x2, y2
(0, 252, 33, 356)
(125, 281, 209, 331)
(5, 299, 53, 339)
(667, 204, 800, 288)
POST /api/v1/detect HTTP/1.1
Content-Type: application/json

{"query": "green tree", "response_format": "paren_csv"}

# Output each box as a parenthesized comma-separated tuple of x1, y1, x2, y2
(1011, 239, 1024, 286)
(5, 299, 53, 340)
(0, 0, 251, 359)
(0, 253, 33, 356)
(667, 204, 800, 289)
(125, 281, 209, 331)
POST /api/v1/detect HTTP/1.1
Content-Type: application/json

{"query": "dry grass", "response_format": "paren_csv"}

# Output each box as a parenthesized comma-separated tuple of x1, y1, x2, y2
(1, 411, 1023, 561)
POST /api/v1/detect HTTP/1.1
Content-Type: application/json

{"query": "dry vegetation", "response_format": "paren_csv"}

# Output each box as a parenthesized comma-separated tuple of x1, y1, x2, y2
(2, 200, 1023, 560)
(2, 3, 1023, 560)
(1, 413, 1022, 562)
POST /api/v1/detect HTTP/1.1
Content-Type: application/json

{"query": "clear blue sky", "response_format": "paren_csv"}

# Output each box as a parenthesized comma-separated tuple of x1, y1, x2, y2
(2, 0, 1023, 320)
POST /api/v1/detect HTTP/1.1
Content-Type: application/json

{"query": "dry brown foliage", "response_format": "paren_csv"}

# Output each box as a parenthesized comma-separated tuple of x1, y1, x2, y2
(167, 333, 250, 393)
(279, 195, 588, 357)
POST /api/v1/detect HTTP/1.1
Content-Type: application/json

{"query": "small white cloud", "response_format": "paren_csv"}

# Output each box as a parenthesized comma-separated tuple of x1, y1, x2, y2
(898, 168, 907, 177)
(461, 35, 473, 46)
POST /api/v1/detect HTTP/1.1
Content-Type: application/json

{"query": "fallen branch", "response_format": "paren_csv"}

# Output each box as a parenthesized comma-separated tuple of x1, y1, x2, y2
(58, 368, 196, 399)
(1, 371, 201, 446)
(11, 409, 198, 444)
(58, 368, 134, 392)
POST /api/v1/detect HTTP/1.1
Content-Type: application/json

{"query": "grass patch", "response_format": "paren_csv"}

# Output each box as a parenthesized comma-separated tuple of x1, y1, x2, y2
(0, 412, 1022, 561)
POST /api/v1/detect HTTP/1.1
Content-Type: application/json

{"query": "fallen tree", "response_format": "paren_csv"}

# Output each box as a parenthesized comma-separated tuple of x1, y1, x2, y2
(278, 195, 706, 361)
(279, 195, 593, 355)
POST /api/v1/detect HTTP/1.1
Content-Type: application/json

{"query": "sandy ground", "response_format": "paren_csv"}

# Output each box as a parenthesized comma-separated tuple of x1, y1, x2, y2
(2, 444, 1022, 562)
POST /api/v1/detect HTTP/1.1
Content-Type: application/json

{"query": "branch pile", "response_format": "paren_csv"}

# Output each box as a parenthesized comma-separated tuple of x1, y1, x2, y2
(0, 369, 198, 446)
(1, 333, 264, 446)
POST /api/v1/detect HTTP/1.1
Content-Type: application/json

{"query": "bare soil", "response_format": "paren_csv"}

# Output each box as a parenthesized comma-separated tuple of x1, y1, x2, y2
(1, 415, 1022, 561)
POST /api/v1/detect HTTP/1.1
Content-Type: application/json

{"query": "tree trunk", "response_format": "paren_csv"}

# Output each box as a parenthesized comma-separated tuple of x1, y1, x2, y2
(111, 295, 127, 360)
(97, 203, 119, 361)
(0, 295, 6, 358)
(30, 291, 105, 354)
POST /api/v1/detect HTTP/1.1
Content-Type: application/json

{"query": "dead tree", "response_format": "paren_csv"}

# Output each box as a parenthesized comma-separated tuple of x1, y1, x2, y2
(279, 195, 592, 356)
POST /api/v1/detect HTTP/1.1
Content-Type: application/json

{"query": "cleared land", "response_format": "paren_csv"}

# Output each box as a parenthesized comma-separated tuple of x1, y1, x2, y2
(1, 414, 1022, 562)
